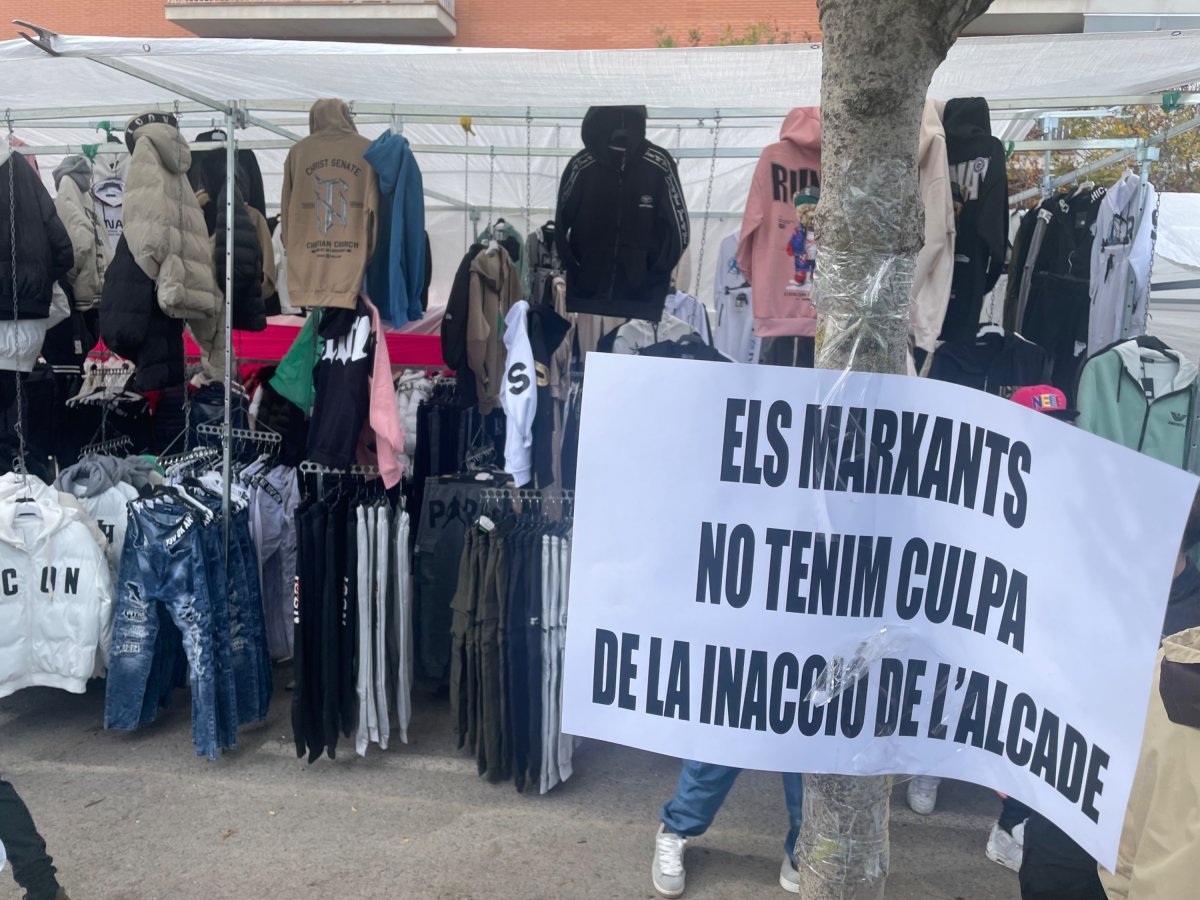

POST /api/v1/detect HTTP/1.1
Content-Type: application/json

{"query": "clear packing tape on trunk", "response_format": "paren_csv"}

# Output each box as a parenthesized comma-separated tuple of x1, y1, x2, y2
(795, 159, 915, 898)
(813, 159, 917, 375)
(794, 626, 899, 898)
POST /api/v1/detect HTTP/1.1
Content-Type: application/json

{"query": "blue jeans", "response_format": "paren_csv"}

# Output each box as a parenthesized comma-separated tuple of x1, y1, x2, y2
(105, 497, 222, 759)
(197, 508, 272, 731)
(231, 509, 273, 722)
(660, 761, 805, 864)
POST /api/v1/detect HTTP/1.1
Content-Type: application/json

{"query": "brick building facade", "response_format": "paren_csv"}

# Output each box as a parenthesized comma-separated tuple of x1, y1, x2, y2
(11, 0, 821, 47)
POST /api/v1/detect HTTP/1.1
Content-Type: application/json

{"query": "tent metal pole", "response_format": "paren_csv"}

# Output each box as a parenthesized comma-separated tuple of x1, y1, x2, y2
(69, 54, 305, 143)
(222, 106, 237, 558)
(240, 95, 1200, 119)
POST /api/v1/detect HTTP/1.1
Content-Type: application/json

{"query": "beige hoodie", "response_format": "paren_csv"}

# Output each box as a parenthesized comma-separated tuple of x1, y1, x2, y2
(467, 247, 522, 415)
(910, 99, 955, 369)
(281, 99, 378, 310)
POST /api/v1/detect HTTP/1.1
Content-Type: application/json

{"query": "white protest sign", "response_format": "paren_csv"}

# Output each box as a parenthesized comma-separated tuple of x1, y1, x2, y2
(562, 353, 1198, 868)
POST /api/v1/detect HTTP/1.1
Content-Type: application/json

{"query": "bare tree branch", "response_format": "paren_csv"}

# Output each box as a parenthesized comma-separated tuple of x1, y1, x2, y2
(948, 0, 997, 41)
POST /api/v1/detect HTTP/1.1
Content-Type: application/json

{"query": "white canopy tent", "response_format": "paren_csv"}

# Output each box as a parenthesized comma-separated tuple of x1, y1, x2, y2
(1150, 193, 1200, 361)
(3, 24, 1200, 518)
(4, 28, 1200, 309)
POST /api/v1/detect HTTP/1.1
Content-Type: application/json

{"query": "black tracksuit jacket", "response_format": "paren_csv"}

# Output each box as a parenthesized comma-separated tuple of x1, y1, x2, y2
(555, 106, 689, 321)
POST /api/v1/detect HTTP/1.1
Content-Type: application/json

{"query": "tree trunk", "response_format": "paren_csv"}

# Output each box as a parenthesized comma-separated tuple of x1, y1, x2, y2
(796, 1, 995, 898)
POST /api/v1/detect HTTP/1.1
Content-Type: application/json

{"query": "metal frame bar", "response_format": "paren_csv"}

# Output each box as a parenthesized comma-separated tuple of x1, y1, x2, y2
(6, 95, 1200, 126)
(222, 108, 235, 553)
(1009, 110, 1200, 206)
(11, 138, 1146, 159)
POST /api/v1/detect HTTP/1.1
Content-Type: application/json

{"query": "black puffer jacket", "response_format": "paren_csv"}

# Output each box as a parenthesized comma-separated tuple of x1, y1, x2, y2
(214, 178, 266, 332)
(100, 235, 185, 390)
(555, 106, 689, 321)
(0, 150, 74, 320)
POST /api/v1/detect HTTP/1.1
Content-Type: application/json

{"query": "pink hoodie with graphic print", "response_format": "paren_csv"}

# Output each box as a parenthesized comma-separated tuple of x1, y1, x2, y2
(736, 108, 822, 338)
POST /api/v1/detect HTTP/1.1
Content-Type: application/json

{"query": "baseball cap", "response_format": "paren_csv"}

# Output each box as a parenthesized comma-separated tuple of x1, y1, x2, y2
(1010, 384, 1078, 421)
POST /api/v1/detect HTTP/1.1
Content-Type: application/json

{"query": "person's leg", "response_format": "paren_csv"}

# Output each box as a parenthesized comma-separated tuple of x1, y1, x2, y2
(907, 775, 941, 814)
(660, 761, 742, 837)
(998, 797, 1032, 833)
(0, 778, 62, 900)
(654, 762, 742, 898)
(781, 773, 805, 863)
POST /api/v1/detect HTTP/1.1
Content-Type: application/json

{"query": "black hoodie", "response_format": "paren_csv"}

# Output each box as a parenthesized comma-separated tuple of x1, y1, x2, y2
(0, 150, 73, 320)
(555, 106, 689, 321)
(939, 97, 1008, 342)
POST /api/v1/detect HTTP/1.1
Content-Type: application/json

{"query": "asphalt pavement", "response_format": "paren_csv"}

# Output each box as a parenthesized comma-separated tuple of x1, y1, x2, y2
(1, 672, 1017, 899)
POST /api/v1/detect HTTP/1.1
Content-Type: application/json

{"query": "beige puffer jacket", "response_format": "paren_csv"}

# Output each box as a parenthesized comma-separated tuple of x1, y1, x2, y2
(52, 155, 110, 311)
(123, 119, 224, 376)
(1101, 626, 1200, 900)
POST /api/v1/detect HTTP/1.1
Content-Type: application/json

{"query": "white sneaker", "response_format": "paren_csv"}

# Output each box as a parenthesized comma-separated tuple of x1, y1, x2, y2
(779, 855, 800, 893)
(985, 821, 1024, 872)
(907, 776, 941, 815)
(652, 825, 687, 898)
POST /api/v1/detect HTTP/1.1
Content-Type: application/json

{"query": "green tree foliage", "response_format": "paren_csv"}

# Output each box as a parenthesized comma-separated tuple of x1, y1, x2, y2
(1009, 97, 1200, 203)
(654, 20, 814, 48)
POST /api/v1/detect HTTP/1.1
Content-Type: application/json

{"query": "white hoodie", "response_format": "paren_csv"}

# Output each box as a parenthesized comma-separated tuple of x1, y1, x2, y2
(394, 371, 433, 474)
(501, 300, 536, 486)
(910, 99, 955, 369)
(1090, 170, 1157, 354)
(91, 148, 129, 253)
(55, 458, 139, 578)
(0, 481, 114, 699)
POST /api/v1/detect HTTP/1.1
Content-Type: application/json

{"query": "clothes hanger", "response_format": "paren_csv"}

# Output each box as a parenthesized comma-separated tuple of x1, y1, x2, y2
(976, 322, 1005, 339)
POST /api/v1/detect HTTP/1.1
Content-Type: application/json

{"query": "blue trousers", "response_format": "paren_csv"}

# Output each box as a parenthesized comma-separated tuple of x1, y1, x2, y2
(660, 761, 804, 863)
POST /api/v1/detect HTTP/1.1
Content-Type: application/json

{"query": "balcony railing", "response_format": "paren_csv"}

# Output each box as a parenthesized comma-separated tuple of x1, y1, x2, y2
(166, 0, 455, 12)
(165, 0, 457, 39)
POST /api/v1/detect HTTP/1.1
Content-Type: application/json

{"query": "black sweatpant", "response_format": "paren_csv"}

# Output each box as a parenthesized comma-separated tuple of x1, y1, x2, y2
(506, 527, 531, 792)
(1019, 812, 1107, 900)
(292, 501, 329, 763)
(0, 777, 61, 900)
(340, 509, 359, 738)
(320, 499, 347, 759)
(524, 530, 544, 791)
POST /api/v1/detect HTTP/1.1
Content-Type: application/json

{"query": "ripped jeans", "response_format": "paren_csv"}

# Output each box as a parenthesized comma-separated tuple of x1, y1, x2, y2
(104, 496, 227, 759)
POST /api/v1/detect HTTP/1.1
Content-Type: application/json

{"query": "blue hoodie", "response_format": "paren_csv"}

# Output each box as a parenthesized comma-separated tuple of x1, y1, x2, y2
(364, 132, 426, 324)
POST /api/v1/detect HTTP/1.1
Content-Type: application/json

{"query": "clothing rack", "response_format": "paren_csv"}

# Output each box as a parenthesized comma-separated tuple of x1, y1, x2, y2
(298, 461, 382, 478)
(79, 434, 134, 458)
(480, 487, 575, 520)
(196, 423, 283, 448)
(160, 445, 221, 471)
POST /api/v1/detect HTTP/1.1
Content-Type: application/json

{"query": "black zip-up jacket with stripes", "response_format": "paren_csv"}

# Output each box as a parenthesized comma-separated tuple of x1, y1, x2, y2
(555, 106, 689, 321)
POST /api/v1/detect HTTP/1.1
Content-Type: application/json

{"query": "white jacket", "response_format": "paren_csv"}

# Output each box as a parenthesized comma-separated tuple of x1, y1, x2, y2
(393, 370, 432, 474)
(501, 300, 536, 486)
(0, 283, 70, 372)
(0, 482, 114, 699)
(1089, 170, 1157, 354)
